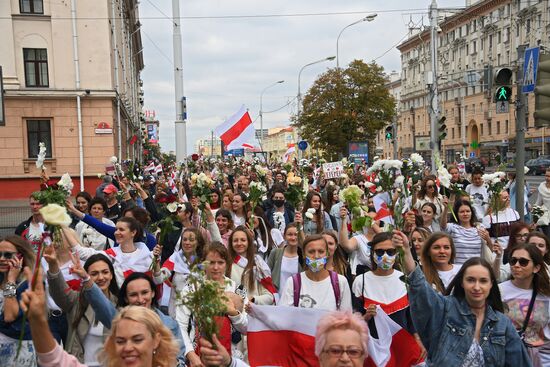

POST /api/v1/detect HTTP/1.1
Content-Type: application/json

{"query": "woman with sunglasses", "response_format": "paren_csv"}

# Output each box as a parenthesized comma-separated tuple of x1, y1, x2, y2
(493, 222, 532, 282)
(499, 243, 550, 365)
(414, 176, 444, 221)
(393, 230, 531, 366)
(351, 232, 426, 364)
(0, 236, 36, 366)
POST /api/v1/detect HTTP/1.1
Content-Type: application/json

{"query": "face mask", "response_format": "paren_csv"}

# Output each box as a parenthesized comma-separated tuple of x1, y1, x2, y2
(273, 199, 285, 208)
(305, 256, 327, 272)
(375, 253, 396, 271)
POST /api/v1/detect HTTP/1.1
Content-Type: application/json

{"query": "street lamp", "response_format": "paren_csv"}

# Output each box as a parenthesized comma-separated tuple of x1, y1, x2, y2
(259, 80, 284, 147)
(297, 56, 336, 120)
(336, 13, 377, 69)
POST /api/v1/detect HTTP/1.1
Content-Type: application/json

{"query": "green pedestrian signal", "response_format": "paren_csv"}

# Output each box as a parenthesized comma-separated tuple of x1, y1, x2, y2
(495, 86, 511, 102)
(385, 126, 393, 140)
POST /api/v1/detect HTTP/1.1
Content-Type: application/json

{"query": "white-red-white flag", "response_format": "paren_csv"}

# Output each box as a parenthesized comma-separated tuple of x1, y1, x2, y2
(283, 145, 295, 163)
(144, 161, 155, 173)
(373, 193, 394, 223)
(154, 163, 163, 174)
(215, 105, 255, 151)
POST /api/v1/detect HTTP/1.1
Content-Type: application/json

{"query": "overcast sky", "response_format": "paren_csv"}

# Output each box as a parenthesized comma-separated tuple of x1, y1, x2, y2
(139, 0, 465, 155)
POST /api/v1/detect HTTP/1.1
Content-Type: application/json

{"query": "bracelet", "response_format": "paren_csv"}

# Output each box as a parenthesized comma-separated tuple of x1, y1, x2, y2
(81, 276, 92, 283)
(3, 282, 17, 298)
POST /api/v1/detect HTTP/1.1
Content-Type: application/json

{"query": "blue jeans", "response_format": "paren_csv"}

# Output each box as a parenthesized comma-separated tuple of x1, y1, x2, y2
(48, 310, 68, 345)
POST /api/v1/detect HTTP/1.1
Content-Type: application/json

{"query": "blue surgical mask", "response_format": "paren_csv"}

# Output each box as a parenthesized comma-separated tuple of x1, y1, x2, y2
(305, 256, 327, 272)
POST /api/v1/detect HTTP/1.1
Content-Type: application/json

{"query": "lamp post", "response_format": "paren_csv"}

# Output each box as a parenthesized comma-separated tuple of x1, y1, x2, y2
(259, 80, 284, 147)
(336, 14, 377, 69)
(297, 56, 336, 120)
(410, 106, 416, 152)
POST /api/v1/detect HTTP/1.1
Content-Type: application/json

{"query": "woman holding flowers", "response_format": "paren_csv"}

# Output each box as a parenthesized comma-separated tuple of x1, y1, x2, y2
(156, 227, 206, 316)
(482, 190, 520, 251)
(44, 248, 118, 365)
(68, 216, 156, 286)
(414, 176, 445, 221)
(0, 236, 36, 366)
(74, 197, 115, 251)
(232, 192, 249, 227)
(302, 191, 334, 235)
(441, 198, 493, 265)
(175, 242, 248, 367)
(250, 206, 275, 261)
(228, 226, 275, 305)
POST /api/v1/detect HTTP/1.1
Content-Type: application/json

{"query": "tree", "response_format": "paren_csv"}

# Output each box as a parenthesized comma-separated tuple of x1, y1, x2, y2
(294, 60, 395, 159)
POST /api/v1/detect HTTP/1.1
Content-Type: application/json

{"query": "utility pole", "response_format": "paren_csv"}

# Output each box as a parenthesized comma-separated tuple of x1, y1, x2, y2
(515, 45, 527, 220)
(428, 0, 440, 172)
(173, 0, 187, 162)
(392, 116, 398, 159)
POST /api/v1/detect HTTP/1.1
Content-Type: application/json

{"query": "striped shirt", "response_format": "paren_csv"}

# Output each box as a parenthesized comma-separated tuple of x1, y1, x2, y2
(444, 223, 483, 265)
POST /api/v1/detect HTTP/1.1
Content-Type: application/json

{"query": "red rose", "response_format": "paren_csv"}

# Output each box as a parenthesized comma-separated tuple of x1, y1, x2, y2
(191, 154, 199, 161)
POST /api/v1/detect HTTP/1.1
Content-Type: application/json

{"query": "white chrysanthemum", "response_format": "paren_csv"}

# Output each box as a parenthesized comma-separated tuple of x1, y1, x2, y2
(395, 175, 405, 187)
(166, 202, 179, 213)
(36, 142, 47, 169)
(410, 153, 424, 165)
(58, 173, 74, 193)
(437, 167, 452, 188)
(110, 156, 118, 164)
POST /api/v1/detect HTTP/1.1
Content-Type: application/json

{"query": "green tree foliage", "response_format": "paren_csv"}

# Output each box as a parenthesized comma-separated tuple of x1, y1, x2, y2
(294, 60, 395, 158)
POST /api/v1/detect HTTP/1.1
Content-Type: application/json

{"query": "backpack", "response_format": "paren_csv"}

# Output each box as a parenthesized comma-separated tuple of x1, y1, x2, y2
(292, 271, 341, 310)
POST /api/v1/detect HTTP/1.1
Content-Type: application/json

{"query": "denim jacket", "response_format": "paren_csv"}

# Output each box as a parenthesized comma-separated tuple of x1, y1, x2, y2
(83, 283, 186, 365)
(409, 266, 532, 366)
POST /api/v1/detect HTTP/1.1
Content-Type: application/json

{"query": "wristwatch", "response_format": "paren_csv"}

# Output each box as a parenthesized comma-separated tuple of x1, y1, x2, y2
(3, 282, 17, 298)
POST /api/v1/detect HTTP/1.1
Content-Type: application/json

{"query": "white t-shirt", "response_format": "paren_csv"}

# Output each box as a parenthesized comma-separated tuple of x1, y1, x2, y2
(438, 264, 461, 289)
(83, 320, 104, 366)
(279, 256, 299, 295)
(482, 208, 520, 250)
(499, 281, 550, 346)
(465, 184, 489, 220)
(279, 272, 352, 311)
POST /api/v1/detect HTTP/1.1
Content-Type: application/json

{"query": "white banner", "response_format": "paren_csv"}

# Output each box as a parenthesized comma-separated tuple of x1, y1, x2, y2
(322, 162, 344, 179)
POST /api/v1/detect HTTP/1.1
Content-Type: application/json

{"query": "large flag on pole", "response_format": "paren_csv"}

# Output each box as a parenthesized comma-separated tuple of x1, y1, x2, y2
(215, 105, 255, 151)
(283, 145, 295, 162)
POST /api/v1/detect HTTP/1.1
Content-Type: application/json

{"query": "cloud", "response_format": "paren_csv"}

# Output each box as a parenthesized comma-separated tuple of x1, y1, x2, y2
(139, 0, 462, 154)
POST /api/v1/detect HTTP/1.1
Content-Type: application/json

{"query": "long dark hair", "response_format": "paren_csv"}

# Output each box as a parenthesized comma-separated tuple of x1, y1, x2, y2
(510, 243, 550, 297)
(74, 254, 119, 329)
(503, 221, 531, 264)
(527, 232, 550, 265)
(117, 272, 158, 308)
(303, 191, 324, 234)
(417, 175, 437, 199)
(253, 206, 274, 255)
(227, 226, 257, 292)
(117, 216, 144, 243)
(445, 257, 504, 313)
(420, 232, 456, 294)
(450, 199, 478, 227)
(0, 236, 35, 283)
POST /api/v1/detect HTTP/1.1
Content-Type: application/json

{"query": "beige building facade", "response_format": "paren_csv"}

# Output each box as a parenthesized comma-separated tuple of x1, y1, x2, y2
(263, 126, 297, 161)
(0, 0, 144, 198)
(378, 0, 549, 163)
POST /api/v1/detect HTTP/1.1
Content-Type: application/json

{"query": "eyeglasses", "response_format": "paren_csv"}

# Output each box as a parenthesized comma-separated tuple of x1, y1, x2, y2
(510, 257, 531, 267)
(374, 249, 397, 257)
(515, 233, 529, 239)
(427, 185, 435, 189)
(0, 251, 18, 260)
(323, 346, 364, 359)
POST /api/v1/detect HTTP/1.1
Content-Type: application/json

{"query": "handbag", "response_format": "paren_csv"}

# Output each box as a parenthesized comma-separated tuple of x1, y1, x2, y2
(518, 287, 537, 343)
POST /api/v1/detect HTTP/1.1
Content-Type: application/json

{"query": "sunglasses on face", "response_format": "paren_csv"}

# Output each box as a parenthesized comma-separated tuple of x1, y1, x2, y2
(374, 249, 397, 257)
(515, 233, 529, 239)
(510, 257, 531, 267)
(0, 251, 18, 260)
(323, 346, 364, 359)
(427, 185, 435, 189)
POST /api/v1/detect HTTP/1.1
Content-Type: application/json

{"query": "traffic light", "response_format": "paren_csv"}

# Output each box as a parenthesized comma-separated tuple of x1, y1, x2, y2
(438, 116, 447, 140)
(535, 54, 550, 127)
(495, 86, 512, 102)
(493, 67, 513, 102)
(385, 125, 393, 140)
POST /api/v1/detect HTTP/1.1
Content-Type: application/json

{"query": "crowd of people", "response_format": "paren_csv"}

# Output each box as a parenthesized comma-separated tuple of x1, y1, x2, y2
(2, 154, 550, 366)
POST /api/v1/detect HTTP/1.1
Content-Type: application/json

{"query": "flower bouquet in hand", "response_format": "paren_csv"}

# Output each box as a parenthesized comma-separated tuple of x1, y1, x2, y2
(285, 172, 307, 210)
(341, 185, 372, 232)
(400, 153, 424, 201)
(191, 172, 214, 226)
(248, 181, 267, 228)
(433, 153, 461, 222)
(366, 159, 404, 230)
(482, 171, 507, 239)
(533, 205, 550, 226)
(178, 262, 229, 343)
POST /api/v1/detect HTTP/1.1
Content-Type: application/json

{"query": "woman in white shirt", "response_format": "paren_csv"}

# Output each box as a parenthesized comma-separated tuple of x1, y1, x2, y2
(414, 176, 444, 221)
(419, 232, 461, 292)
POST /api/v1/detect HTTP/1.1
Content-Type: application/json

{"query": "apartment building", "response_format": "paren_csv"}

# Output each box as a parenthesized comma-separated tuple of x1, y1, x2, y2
(0, 0, 144, 198)
(379, 0, 549, 163)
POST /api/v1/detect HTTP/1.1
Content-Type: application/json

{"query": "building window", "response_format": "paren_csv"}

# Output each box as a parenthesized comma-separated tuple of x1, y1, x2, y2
(497, 121, 501, 134)
(23, 48, 49, 87)
(505, 119, 509, 134)
(20, 0, 43, 14)
(488, 121, 492, 135)
(452, 128, 455, 139)
(481, 123, 484, 135)
(27, 120, 52, 158)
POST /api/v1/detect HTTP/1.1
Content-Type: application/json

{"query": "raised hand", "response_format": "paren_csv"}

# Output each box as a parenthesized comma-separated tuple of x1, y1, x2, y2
(68, 251, 88, 279)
